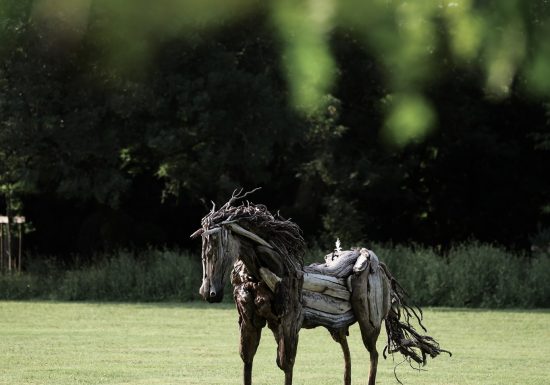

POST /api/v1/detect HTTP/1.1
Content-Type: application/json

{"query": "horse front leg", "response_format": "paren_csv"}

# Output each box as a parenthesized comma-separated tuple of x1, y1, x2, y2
(273, 326, 297, 385)
(284, 369, 293, 385)
(281, 334, 297, 385)
(268, 320, 298, 385)
(239, 323, 263, 385)
(235, 284, 266, 385)
(273, 275, 303, 385)
(330, 329, 351, 385)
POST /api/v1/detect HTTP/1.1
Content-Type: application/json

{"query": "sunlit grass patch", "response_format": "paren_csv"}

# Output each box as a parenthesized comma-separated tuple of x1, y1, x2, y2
(1, 302, 549, 384)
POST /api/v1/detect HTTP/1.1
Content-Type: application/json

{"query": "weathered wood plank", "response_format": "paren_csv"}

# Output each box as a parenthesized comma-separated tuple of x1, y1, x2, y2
(304, 272, 347, 286)
(259, 267, 281, 292)
(256, 245, 284, 276)
(303, 307, 356, 329)
(260, 267, 351, 301)
(302, 273, 350, 300)
(367, 269, 383, 328)
(302, 289, 352, 314)
(353, 250, 369, 273)
(304, 250, 360, 277)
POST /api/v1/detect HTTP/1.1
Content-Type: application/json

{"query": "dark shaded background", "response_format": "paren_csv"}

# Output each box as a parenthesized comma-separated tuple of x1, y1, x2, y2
(1, 3, 549, 261)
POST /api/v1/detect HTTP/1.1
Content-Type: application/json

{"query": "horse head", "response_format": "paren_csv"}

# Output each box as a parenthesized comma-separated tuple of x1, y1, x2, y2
(192, 223, 254, 302)
(191, 190, 306, 304)
(192, 220, 280, 303)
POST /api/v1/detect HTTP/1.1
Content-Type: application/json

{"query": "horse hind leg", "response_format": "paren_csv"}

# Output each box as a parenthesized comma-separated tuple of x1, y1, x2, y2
(351, 269, 387, 385)
(359, 323, 381, 385)
(330, 328, 351, 385)
(353, 309, 381, 385)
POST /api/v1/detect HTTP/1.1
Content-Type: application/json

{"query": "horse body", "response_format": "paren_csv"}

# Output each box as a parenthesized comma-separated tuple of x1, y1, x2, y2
(192, 197, 448, 385)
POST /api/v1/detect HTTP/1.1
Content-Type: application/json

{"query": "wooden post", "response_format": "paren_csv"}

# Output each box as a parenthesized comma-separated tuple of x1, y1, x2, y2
(0, 222, 3, 272)
(5, 217, 11, 272)
(0, 216, 8, 272)
(14, 216, 25, 273)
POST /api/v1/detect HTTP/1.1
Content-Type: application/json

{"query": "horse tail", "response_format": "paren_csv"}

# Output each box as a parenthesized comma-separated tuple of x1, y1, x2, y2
(380, 262, 451, 366)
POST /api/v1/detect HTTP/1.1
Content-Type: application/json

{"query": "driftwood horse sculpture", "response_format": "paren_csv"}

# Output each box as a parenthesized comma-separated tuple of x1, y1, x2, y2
(191, 192, 448, 385)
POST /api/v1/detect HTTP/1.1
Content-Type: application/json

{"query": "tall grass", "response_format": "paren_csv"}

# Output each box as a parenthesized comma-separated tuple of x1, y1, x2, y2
(373, 242, 550, 308)
(2, 302, 549, 385)
(1, 243, 549, 307)
(0, 249, 202, 302)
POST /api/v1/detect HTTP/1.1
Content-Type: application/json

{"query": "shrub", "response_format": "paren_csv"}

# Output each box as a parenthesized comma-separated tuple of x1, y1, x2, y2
(340, 242, 546, 308)
(1, 249, 202, 302)
(446, 243, 525, 307)
(0, 273, 42, 299)
(526, 252, 550, 307)
(1, 243, 549, 308)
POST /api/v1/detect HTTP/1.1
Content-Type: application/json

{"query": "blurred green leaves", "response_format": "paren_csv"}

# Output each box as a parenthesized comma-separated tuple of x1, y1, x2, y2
(28, 0, 257, 73)
(4, 0, 550, 147)
(272, 0, 336, 113)
(443, 0, 484, 62)
(382, 93, 436, 147)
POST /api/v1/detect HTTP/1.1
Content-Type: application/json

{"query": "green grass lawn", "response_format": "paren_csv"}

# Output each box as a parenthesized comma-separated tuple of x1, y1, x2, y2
(1, 302, 549, 385)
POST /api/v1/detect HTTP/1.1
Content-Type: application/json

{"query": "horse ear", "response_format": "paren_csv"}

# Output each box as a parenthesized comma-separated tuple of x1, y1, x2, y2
(190, 228, 204, 239)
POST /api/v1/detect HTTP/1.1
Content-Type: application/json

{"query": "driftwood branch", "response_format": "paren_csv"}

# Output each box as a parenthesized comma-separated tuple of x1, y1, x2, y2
(256, 245, 285, 276)
(259, 267, 282, 292)
(227, 223, 273, 249)
(221, 187, 263, 211)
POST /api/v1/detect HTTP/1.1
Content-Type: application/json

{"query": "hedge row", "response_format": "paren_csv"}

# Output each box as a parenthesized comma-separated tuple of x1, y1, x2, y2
(1, 243, 548, 307)
(0, 249, 202, 302)
(373, 242, 549, 308)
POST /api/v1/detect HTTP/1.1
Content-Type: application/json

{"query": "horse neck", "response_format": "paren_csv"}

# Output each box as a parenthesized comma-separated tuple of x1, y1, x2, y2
(237, 238, 304, 280)
(223, 231, 241, 268)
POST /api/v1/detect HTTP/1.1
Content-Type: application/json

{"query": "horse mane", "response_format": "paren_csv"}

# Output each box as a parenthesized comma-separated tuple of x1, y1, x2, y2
(201, 190, 306, 273)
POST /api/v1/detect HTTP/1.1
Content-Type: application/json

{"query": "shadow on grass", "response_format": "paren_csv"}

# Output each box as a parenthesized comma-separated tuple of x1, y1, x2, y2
(427, 307, 550, 314)
(4, 299, 236, 311)
(12, 300, 549, 314)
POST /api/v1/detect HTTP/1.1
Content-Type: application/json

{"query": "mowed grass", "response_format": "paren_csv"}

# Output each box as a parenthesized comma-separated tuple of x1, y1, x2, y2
(1, 302, 549, 385)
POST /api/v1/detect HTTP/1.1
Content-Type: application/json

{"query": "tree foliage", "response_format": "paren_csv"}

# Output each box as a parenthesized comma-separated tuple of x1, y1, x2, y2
(0, 0, 549, 256)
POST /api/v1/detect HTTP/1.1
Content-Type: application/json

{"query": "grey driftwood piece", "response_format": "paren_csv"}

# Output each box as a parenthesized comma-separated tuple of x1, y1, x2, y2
(302, 272, 350, 300)
(305, 249, 360, 277)
(262, 248, 384, 329)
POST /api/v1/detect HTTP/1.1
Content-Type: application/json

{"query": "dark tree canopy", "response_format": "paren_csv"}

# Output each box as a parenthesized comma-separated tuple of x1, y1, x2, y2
(0, 1, 549, 258)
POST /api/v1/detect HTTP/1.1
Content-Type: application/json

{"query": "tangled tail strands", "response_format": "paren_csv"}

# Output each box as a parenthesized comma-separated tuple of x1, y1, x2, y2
(381, 262, 452, 367)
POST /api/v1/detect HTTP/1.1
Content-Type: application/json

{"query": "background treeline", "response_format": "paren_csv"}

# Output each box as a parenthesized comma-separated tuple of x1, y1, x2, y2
(1, 2, 549, 261)
(1, 243, 548, 308)
(1, 2, 549, 308)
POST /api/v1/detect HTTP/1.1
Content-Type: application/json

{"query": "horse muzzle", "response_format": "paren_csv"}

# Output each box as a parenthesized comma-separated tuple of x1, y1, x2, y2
(206, 289, 224, 303)
(200, 279, 224, 303)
